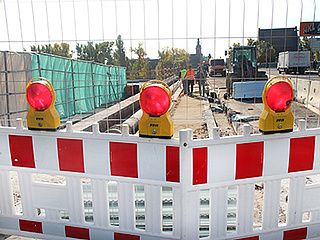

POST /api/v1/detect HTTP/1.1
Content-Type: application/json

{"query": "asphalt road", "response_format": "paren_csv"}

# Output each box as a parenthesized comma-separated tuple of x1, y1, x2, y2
(261, 67, 320, 81)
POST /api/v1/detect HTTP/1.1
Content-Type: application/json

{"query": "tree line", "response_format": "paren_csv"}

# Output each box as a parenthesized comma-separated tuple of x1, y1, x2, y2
(30, 35, 190, 78)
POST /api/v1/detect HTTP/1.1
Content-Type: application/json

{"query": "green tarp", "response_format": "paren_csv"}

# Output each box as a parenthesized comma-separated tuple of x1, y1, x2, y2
(31, 54, 126, 119)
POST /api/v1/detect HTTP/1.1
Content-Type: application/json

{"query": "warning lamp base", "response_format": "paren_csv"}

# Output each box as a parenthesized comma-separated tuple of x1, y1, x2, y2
(27, 108, 60, 131)
(139, 134, 173, 139)
(27, 127, 59, 131)
(259, 128, 293, 134)
(139, 112, 174, 139)
(259, 108, 294, 134)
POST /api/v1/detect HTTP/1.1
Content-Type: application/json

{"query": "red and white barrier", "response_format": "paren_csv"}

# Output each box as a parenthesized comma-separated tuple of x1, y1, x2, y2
(1, 119, 320, 239)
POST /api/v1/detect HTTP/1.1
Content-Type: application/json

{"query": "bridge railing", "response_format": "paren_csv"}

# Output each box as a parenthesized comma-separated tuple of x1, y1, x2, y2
(1, 119, 320, 240)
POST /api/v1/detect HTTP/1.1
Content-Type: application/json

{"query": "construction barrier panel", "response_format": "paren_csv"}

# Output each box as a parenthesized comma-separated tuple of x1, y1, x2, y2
(1, 120, 320, 239)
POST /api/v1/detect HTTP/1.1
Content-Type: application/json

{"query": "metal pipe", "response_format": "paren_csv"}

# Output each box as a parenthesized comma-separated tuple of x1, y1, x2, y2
(4, 51, 10, 127)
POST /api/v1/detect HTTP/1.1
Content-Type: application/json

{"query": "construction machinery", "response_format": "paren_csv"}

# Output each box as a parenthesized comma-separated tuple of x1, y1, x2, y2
(226, 46, 268, 97)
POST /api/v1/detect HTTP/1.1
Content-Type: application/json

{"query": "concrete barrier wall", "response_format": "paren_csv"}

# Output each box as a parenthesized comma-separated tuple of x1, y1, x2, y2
(308, 81, 320, 109)
(295, 79, 310, 105)
(295, 79, 320, 112)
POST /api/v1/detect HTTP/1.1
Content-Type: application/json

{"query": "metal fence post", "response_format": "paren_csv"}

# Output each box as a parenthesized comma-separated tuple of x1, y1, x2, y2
(65, 59, 69, 119)
(179, 129, 193, 239)
(91, 62, 96, 112)
(4, 51, 10, 127)
(71, 59, 76, 115)
(36, 53, 42, 77)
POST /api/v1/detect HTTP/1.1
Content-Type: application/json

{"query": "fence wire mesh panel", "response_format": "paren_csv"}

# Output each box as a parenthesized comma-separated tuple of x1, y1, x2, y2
(1, 0, 320, 240)
(0, 0, 320, 136)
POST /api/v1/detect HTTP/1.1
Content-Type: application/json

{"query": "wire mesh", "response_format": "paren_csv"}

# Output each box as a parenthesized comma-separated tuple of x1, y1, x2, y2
(1, 0, 319, 137)
(0, 1, 320, 239)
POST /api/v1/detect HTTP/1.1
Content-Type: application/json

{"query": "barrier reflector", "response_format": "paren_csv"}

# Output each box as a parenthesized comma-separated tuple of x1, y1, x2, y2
(57, 138, 85, 173)
(110, 142, 138, 178)
(193, 147, 208, 185)
(19, 219, 43, 233)
(9, 135, 35, 168)
(283, 227, 307, 240)
(114, 232, 140, 240)
(236, 142, 264, 180)
(166, 146, 180, 182)
(65, 225, 90, 240)
(289, 137, 315, 173)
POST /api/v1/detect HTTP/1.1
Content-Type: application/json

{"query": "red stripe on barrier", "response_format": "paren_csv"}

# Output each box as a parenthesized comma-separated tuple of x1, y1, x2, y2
(114, 232, 140, 240)
(193, 147, 208, 185)
(166, 146, 180, 182)
(110, 142, 138, 178)
(289, 136, 315, 173)
(236, 142, 264, 180)
(65, 225, 90, 240)
(9, 135, 35, 168)
(235, 236, 259, 240)
(19, 219, 43, 233)
(283, 227, 307, 240)
(57, 138, 85, 173)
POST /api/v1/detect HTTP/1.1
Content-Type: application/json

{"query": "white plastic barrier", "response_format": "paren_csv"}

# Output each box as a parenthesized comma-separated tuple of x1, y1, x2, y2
(0, 120, 181, 240)
(1, 119, 320, 239)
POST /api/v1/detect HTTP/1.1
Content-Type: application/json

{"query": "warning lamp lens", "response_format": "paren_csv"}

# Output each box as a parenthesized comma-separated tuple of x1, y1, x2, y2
(26, 83, 53, 111)
(140, 86, 170, 117)
(266, 82, 293, 112)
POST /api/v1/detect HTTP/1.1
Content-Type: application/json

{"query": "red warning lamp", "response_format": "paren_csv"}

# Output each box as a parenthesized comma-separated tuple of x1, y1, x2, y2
(259, 76, 294, 134)
(26, 77, 60, 131)
(139, 80, 174, 138)
(26, 82, 53, 111)
(139, 86, 171, 117)
(266, 81, 293, 112)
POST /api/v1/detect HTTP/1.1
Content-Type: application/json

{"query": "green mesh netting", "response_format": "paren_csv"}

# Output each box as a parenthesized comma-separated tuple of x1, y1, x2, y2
(31, 54, 127, 119)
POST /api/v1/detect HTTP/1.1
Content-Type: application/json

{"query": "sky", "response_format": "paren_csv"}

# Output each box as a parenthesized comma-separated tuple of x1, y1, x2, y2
(0, 0, 319, 59)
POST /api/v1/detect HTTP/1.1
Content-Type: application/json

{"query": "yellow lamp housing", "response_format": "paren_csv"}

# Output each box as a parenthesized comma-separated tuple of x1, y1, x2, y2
(139, 80, 174, 138)
(26, 77, 60, 131)
(259, 76, 294, 134)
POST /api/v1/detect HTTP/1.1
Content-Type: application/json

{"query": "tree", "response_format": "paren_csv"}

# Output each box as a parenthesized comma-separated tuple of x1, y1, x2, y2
(130, 43, 147, 61)
(299, 36, 312, 51)
(257, 40, 277, 63)
(30, 43, 72, 58)
(157, 47, 190, 69)
(299, 36, 314, 61)
(97, 42, 115, 65)
(247, 38, 257, 46)
(76, 42, 96, 61)
(130, 43, 149, 78)
(76, 41, 114, 64)
(114, 35, 127, 67)
(315, 49, 320, 62)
